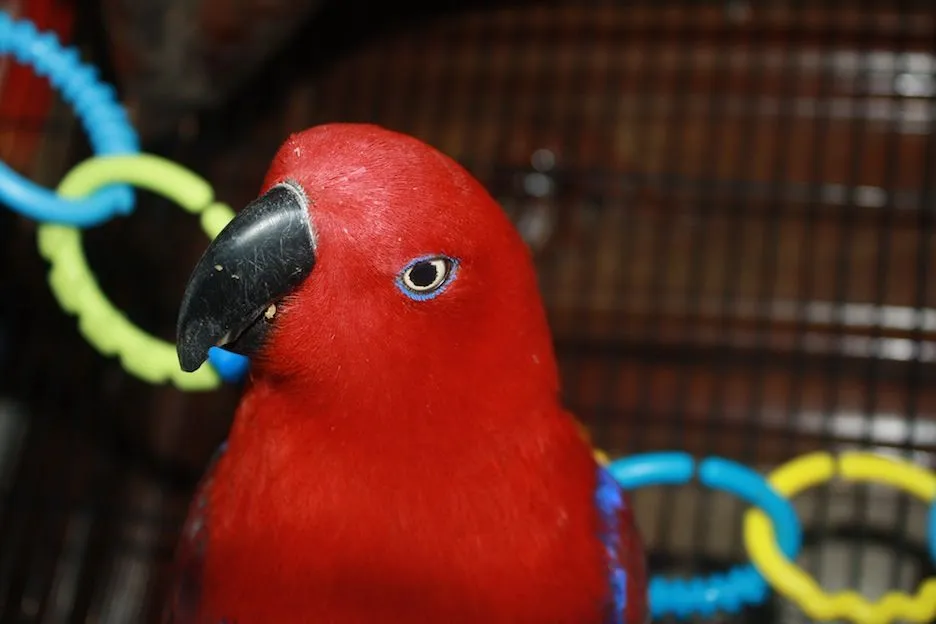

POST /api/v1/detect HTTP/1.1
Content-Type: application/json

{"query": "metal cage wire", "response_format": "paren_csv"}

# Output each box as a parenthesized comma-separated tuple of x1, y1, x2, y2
(1, 1, 935, 622)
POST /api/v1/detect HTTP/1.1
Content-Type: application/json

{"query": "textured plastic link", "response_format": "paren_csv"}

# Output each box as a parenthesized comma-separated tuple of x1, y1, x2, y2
(930, 502, 936, 564)
(0, 11, 139, 226)
(37, 154, 239, 390)
(608, 452, 802, 620)
(743, 452, 936, 624)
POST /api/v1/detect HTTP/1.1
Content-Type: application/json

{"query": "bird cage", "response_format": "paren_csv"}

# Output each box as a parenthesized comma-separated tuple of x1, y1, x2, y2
(1, 1, 934, 622)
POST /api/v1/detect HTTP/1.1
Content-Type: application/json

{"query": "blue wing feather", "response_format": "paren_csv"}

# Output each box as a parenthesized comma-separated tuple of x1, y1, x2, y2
(594, 466, 628, 624)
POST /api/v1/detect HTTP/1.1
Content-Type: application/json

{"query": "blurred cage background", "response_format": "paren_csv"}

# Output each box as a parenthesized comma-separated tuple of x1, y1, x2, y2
(0, 0, 934, 622)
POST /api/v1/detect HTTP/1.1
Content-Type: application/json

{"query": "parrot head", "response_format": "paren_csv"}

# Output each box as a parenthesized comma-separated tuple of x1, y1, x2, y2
(177, 123, 560, 414)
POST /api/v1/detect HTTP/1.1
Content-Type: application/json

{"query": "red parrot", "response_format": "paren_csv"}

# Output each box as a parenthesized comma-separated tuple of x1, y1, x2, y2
(169, 123, 648, 624)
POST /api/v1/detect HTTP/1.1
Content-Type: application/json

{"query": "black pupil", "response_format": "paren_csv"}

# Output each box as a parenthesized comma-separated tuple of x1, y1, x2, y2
(409, 261, 440, 288)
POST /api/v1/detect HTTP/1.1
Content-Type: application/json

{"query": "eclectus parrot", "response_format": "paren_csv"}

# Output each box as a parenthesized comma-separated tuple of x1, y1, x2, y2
(168, 123, 648, 624)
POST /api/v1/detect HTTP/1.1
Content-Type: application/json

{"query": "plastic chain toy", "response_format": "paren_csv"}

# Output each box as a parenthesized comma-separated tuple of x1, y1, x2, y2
(608, 452, 803, 619)
(743, 452, 936, 624)
(930, 500, 936, 564)
(0, 11, 138, 226)
(37, 154, 248, 389)
(0, 11, 249, 388)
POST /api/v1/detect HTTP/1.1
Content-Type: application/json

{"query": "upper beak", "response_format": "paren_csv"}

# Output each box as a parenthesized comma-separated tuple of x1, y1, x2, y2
(176, 182, 316, 372)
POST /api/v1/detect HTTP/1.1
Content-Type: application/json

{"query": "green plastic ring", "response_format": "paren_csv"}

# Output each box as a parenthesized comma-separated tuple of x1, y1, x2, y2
(36, 154, 236, 391)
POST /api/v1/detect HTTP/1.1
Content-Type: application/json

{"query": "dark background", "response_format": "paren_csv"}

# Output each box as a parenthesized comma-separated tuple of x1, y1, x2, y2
(1, 1, 935, 622)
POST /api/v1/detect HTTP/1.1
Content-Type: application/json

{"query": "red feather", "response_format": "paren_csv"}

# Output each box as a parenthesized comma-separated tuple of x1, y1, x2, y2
(168, 124, 647, 623)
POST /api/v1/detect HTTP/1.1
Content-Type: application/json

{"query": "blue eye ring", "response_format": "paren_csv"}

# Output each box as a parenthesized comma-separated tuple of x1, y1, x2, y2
(396, 255, 459, 301)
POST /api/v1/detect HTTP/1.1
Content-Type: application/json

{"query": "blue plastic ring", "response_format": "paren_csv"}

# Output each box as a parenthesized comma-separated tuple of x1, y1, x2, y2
(929, 502, 936, 564)
(0, 11, 139, 226)
(208, 346, 250, 384)
(608, 452, 803, 620)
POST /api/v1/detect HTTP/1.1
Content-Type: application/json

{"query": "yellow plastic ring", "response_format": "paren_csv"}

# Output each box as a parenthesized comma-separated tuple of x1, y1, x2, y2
(743, 451, 936, 624)
(36, 154, 236, 391)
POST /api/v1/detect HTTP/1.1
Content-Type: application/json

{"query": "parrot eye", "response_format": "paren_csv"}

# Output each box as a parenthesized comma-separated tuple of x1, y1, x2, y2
(397, 256, 457, 301)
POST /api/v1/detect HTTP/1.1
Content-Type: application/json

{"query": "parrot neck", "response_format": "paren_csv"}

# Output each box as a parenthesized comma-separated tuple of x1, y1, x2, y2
(221, 323, 582, 499)
(235, 351, 565, 461)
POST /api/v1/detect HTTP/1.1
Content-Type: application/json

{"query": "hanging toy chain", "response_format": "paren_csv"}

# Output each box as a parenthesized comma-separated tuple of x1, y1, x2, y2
(609, 453, 804, 619)
(38, 154, 243, 389)
(0, 10, 248, 386)
(1, 12, 935, 624)
(0, 10, 137, 226)
(742, 452, 936, 624)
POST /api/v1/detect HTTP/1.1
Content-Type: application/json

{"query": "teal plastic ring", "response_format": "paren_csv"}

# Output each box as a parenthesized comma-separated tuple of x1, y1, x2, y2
(608, 452, 803, 619)
(0, 11, 139, 226)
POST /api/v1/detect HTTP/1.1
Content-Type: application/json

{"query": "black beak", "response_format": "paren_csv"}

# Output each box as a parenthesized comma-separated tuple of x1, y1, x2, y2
(176, 183, 316, 372)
